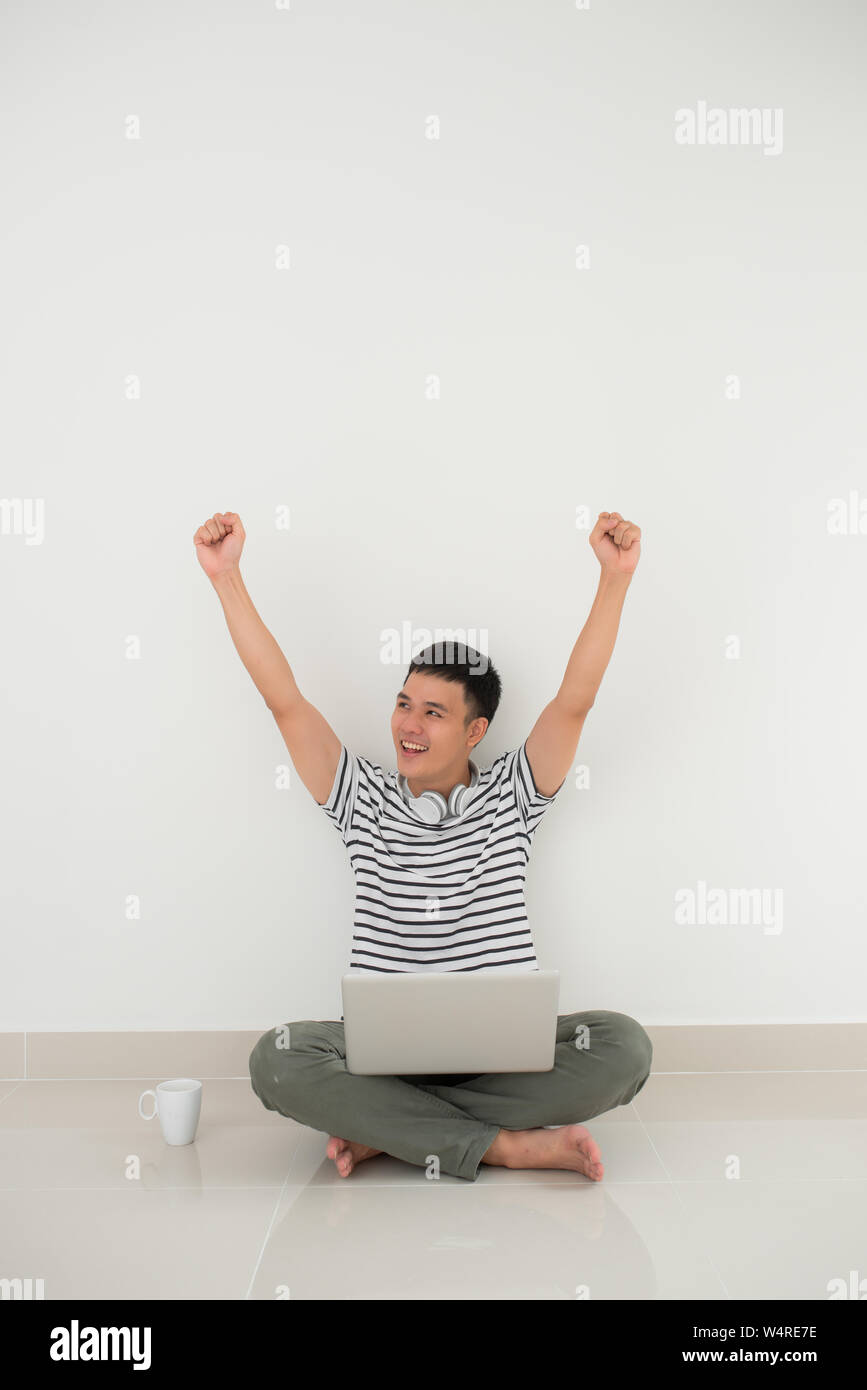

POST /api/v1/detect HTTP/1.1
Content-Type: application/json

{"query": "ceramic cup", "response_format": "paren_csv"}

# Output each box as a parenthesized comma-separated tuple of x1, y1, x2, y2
(137, 1078, 202, 1145)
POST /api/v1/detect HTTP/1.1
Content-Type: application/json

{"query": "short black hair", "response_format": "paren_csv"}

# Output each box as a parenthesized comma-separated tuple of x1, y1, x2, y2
(403, 643, 502, 730)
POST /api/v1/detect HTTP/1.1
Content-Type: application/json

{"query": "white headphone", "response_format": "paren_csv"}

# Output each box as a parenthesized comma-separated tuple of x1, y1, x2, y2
(397, 759, 482, 825)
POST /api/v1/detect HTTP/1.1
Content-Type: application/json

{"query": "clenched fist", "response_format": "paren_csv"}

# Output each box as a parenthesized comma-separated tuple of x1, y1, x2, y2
(589, 510, 641, 577)
(193, 512, 246, 580)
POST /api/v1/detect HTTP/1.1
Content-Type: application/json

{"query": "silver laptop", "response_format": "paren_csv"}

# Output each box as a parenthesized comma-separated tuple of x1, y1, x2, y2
(341, 970, 560, 1074)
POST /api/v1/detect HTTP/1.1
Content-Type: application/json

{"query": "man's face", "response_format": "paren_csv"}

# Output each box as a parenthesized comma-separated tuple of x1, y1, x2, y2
(391, 672, 483, 777)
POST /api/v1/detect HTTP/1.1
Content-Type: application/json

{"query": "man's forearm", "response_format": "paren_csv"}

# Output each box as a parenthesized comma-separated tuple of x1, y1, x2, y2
(556, 571, 632, 715)
(211, 568, 302, 715)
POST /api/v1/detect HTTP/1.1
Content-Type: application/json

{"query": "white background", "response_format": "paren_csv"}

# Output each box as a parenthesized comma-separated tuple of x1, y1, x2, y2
(2, 0, 865, 1028)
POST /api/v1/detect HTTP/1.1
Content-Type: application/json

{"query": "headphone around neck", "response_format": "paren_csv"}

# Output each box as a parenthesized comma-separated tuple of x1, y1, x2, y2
(397, 759, 481, 825)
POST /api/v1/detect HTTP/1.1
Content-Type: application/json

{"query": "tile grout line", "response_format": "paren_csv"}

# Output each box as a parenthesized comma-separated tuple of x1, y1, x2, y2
(0, 1080, 27, 1108)
(1, 1176, 865, 1192)
(5, 1073, 867, 1084)
(630, 1102, 733, 1300)
(4, 1067, 867, 1082)
(243, 1164, 304, 1301)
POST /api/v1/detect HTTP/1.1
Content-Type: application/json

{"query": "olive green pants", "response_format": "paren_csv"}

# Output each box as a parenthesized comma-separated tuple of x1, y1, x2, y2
(248, 1009, 652, 1182)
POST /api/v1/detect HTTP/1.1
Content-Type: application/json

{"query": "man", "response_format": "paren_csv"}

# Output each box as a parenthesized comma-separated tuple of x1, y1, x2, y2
(194, 508, 652, 1183)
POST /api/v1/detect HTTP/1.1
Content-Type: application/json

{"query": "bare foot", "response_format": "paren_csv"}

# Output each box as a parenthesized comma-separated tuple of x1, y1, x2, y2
(326, 1134, 383, 1178)
(482, 1124, 604, 1181)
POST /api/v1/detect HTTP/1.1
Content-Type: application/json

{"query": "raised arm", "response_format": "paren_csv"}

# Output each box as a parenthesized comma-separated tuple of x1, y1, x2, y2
(194, 511, 341, 804)
(525, 511, 641, 796)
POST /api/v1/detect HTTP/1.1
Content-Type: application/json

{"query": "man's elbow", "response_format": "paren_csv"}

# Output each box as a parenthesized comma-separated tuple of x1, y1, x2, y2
(556, 692, 594, 720)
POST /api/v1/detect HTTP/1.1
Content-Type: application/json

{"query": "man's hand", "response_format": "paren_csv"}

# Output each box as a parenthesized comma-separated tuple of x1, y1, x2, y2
(589, 510, 641, 576)
(193, 511, 246, 580)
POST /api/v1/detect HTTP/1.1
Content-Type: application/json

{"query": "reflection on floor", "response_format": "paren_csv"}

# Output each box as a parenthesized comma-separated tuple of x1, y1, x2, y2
(0, 1068, 865, 1299)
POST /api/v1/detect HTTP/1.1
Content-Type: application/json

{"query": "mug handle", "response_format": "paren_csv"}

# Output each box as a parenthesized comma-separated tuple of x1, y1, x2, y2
(138, 1089, 158, 1120)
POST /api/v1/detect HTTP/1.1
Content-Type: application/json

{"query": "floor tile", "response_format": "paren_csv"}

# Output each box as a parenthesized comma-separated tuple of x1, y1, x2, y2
(633, 1069, 867, 1121)
(0, 1188, 283, 1299)
(0, 1080, 305, 1190)
(0, 1078, 287, 1128)
(673, 1179, 867, 1300)
(0, 1124, 303, 1190)
(3, 1070, 863, 1299)
(249, 1180, 727, 1300)
(638, 1117, 867, 1182)
(632, 1071, 867, 1181)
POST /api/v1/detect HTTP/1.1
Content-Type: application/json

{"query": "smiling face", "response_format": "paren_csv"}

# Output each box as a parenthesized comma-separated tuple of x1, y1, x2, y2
(391, 671, 487, 795)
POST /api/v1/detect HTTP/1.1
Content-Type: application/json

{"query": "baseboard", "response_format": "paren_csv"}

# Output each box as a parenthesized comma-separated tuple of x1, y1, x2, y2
(1, 1023, 864, 1079)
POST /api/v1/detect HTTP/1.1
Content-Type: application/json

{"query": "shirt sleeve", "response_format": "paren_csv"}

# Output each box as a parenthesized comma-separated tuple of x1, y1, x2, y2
(318, 745, 358, 845)
(509, 737, 565, 834)
(317, 745, 387, 847)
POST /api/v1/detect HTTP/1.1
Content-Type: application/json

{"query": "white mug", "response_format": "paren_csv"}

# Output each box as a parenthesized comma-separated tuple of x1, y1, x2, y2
(138, 1078, 202, 1145)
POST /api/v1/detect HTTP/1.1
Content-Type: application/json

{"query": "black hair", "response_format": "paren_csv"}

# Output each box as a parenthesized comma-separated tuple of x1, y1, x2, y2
(403, 643, 502, 730)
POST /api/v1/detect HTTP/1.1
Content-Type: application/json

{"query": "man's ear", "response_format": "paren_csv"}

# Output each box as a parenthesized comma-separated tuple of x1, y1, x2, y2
(469, 718, 488, 749)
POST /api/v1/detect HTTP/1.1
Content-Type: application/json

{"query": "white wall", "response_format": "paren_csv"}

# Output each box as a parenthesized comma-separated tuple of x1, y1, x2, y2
(2, 0, 865, 1029)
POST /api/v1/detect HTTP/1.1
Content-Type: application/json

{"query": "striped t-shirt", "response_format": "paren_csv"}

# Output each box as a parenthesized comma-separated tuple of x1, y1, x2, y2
(318, 740, 564, 974)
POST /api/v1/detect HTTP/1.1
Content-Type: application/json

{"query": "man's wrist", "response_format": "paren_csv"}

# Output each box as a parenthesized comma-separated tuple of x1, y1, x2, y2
(598, 568, 632, 592)
(211, 566, 243, 591)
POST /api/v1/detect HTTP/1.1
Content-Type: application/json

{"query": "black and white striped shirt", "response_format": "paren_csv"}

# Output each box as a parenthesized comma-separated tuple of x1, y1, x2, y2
(319, 740, 564, 973)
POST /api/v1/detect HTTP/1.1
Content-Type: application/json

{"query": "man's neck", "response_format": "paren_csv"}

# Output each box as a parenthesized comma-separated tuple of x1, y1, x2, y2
(405, 759, 471, 800)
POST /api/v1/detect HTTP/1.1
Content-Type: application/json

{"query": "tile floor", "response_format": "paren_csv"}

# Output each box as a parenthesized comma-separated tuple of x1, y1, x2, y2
(0, 1068, 865, 1300)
